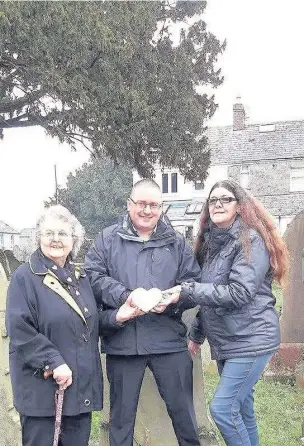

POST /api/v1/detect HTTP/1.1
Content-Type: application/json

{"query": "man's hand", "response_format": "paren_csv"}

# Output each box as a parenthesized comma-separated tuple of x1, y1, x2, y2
(151, 285, 182, 313)
(116, 298, 145, 323)
(188, 340, 201, 356)
(53, 364, 73, 389)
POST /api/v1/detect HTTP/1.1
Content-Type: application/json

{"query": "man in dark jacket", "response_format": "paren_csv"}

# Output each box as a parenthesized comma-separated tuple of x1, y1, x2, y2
(85, 179, 201, 446)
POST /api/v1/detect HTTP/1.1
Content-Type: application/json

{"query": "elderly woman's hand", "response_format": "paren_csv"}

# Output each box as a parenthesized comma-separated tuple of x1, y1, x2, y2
(53, 364, 73, 389)
(188, 340, 201, 356)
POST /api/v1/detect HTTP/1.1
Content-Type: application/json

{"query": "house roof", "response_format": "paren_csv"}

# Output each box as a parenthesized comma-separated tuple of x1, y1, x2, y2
(0, 221, 19, 234)
(208, 119, 304, 165)
(20, 228, 35, 237)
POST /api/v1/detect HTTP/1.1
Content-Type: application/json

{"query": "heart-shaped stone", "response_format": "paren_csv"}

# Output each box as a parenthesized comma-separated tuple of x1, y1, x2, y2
(131, 288, 163, 312)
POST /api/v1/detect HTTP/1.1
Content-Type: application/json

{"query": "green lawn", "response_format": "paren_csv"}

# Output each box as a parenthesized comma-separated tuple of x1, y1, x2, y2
(204, 370, 304, 446)
(273, 282, 283, 313)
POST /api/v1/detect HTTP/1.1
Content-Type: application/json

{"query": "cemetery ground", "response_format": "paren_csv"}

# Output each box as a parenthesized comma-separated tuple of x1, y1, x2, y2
(89, 285, 304, 445)
(204, 369, 304, 446)
(89, 367, 304, 446)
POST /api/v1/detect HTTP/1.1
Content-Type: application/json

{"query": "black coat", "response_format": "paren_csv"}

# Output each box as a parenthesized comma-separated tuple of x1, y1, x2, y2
(181, 219, 280, 360)
(5, 249, 103, 416)
(85, 213, 201, 355)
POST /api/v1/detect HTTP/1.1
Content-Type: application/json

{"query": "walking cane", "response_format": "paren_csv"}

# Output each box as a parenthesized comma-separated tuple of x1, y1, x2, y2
(44, 370, 65, 446)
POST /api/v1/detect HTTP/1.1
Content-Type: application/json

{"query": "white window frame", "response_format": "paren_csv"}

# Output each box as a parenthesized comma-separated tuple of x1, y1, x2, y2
(162, 172, 178, 194)
(240, 165, 250, 189)
(290, 167, 304, 192)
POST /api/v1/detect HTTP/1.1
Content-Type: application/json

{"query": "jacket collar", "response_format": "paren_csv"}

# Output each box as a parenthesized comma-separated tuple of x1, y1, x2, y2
(204, 216, 243, 242)
(201, 217, 244, 261)
(29, 249, 86, 277)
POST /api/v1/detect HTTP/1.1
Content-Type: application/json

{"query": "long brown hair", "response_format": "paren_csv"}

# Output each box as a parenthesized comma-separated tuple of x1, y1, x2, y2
(195, 180, 289, 286)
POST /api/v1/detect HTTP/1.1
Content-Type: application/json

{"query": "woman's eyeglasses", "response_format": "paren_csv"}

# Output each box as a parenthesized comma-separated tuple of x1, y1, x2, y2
(41, 230, 72, 240)
(208, 197, 237, 206)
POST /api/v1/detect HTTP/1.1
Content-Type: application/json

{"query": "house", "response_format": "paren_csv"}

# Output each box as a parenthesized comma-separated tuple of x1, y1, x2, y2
(19, 228, 36, 259)
(0, 221, 20, 251)
(133, 99, 304, 236)
(0, 222, 35, 261)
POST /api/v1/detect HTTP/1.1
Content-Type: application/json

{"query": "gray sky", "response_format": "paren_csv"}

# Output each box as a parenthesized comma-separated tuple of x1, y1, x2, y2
(1, 0, 304, 229)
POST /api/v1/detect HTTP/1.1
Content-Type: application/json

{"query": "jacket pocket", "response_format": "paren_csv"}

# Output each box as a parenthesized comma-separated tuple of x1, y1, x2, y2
(218, 307, 251, 337)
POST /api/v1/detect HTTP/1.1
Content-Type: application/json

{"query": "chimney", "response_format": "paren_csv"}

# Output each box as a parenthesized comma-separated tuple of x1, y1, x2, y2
(233, 96, 245, 131)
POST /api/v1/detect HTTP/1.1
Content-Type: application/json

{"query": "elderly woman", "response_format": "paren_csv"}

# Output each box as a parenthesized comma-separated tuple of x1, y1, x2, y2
(165, 180, 289, 446)
(6, 205, 104, 446)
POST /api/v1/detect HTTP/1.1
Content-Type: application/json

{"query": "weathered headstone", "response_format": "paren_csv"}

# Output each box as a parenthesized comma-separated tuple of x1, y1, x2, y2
(99, 308, 218, 446)
(0, 264, 21, 446)
(0, 249, 21, 280)
(269, 210, 304, 382)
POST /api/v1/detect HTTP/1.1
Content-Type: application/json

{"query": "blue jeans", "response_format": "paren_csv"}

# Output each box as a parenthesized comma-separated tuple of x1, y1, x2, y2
(209, 353, 273, 446)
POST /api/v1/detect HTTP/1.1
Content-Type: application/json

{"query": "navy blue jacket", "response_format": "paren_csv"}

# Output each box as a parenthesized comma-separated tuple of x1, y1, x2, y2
(181, 219, 280, 360)
(5, 249, 103, 417)
(85, 213, 201, 355)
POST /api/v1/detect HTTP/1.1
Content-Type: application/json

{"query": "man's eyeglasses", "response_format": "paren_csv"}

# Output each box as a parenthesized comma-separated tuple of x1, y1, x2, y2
(129, 197, 162, 210)
(208, 197, 237, 207)
(41, 230, 72, 240)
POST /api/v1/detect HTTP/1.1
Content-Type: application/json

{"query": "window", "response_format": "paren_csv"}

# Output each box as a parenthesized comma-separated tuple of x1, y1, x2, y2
(0, 234, 3, 248)
(186, 203, 203, 214)
(194, 181, 204, 190)
(162, 172, 178, 193)
(259, 124, 276, 133)
(162, 173, 168, 193)
(290, 167, 304, 192)
(240, 165, 250, 189)
(10, 235, 14, 249)
(171, 173, 178, 193)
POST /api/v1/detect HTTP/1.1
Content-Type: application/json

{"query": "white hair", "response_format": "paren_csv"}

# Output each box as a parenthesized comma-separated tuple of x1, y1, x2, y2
(36, 205, 85, 258)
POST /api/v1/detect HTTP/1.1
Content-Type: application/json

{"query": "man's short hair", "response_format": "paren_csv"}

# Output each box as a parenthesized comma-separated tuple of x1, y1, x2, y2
(131, 179, 161, 197)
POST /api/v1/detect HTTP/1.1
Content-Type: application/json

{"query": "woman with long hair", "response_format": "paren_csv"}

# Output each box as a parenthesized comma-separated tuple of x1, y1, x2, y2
(167, 180, 289, 446)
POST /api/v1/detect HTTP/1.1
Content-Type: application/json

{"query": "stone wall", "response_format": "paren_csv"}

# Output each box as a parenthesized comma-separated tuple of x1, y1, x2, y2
(228, 159, 304, 217)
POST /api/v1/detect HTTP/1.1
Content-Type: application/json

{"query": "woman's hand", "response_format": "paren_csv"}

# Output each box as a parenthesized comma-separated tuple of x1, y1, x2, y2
(116, 298, 145, 323)
(151, 285, 182, 313)
(53, 364, 73, 389)
(188, 340, 201, 356)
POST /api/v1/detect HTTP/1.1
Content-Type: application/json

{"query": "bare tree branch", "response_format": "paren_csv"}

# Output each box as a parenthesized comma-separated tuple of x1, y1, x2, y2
(0, 90, 44, 113)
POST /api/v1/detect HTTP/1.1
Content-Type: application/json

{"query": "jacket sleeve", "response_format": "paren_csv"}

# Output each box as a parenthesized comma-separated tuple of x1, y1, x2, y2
(6, 270, 65, 371)
(98, 306, 126, 336)
(85, 232, 130, 309)
(188, 309, 206, 344)
(170, 237, 202, 313)
(181, 233, 271, 309)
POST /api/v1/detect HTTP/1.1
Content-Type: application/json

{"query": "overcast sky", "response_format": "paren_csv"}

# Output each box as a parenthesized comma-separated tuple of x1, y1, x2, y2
(1, 0, 303, 230)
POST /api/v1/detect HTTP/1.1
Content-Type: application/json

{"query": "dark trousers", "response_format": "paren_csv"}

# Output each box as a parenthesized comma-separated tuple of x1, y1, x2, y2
(19, 412, 92, 446)
(106, 351, 200, 446)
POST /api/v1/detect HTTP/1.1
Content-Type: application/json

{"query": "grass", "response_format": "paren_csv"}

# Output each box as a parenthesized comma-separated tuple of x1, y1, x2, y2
(273, 282, 283, 313)
(89, 412, 103, 445)
(204, 370, 304, 446)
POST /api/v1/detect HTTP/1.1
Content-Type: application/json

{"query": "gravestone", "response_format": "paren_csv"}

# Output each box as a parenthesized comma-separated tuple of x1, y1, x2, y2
(0, 249, 21, 280)
(270, 210, 304, 382)
(0, 263, 21, 446)
(99, 308, 218, 446)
